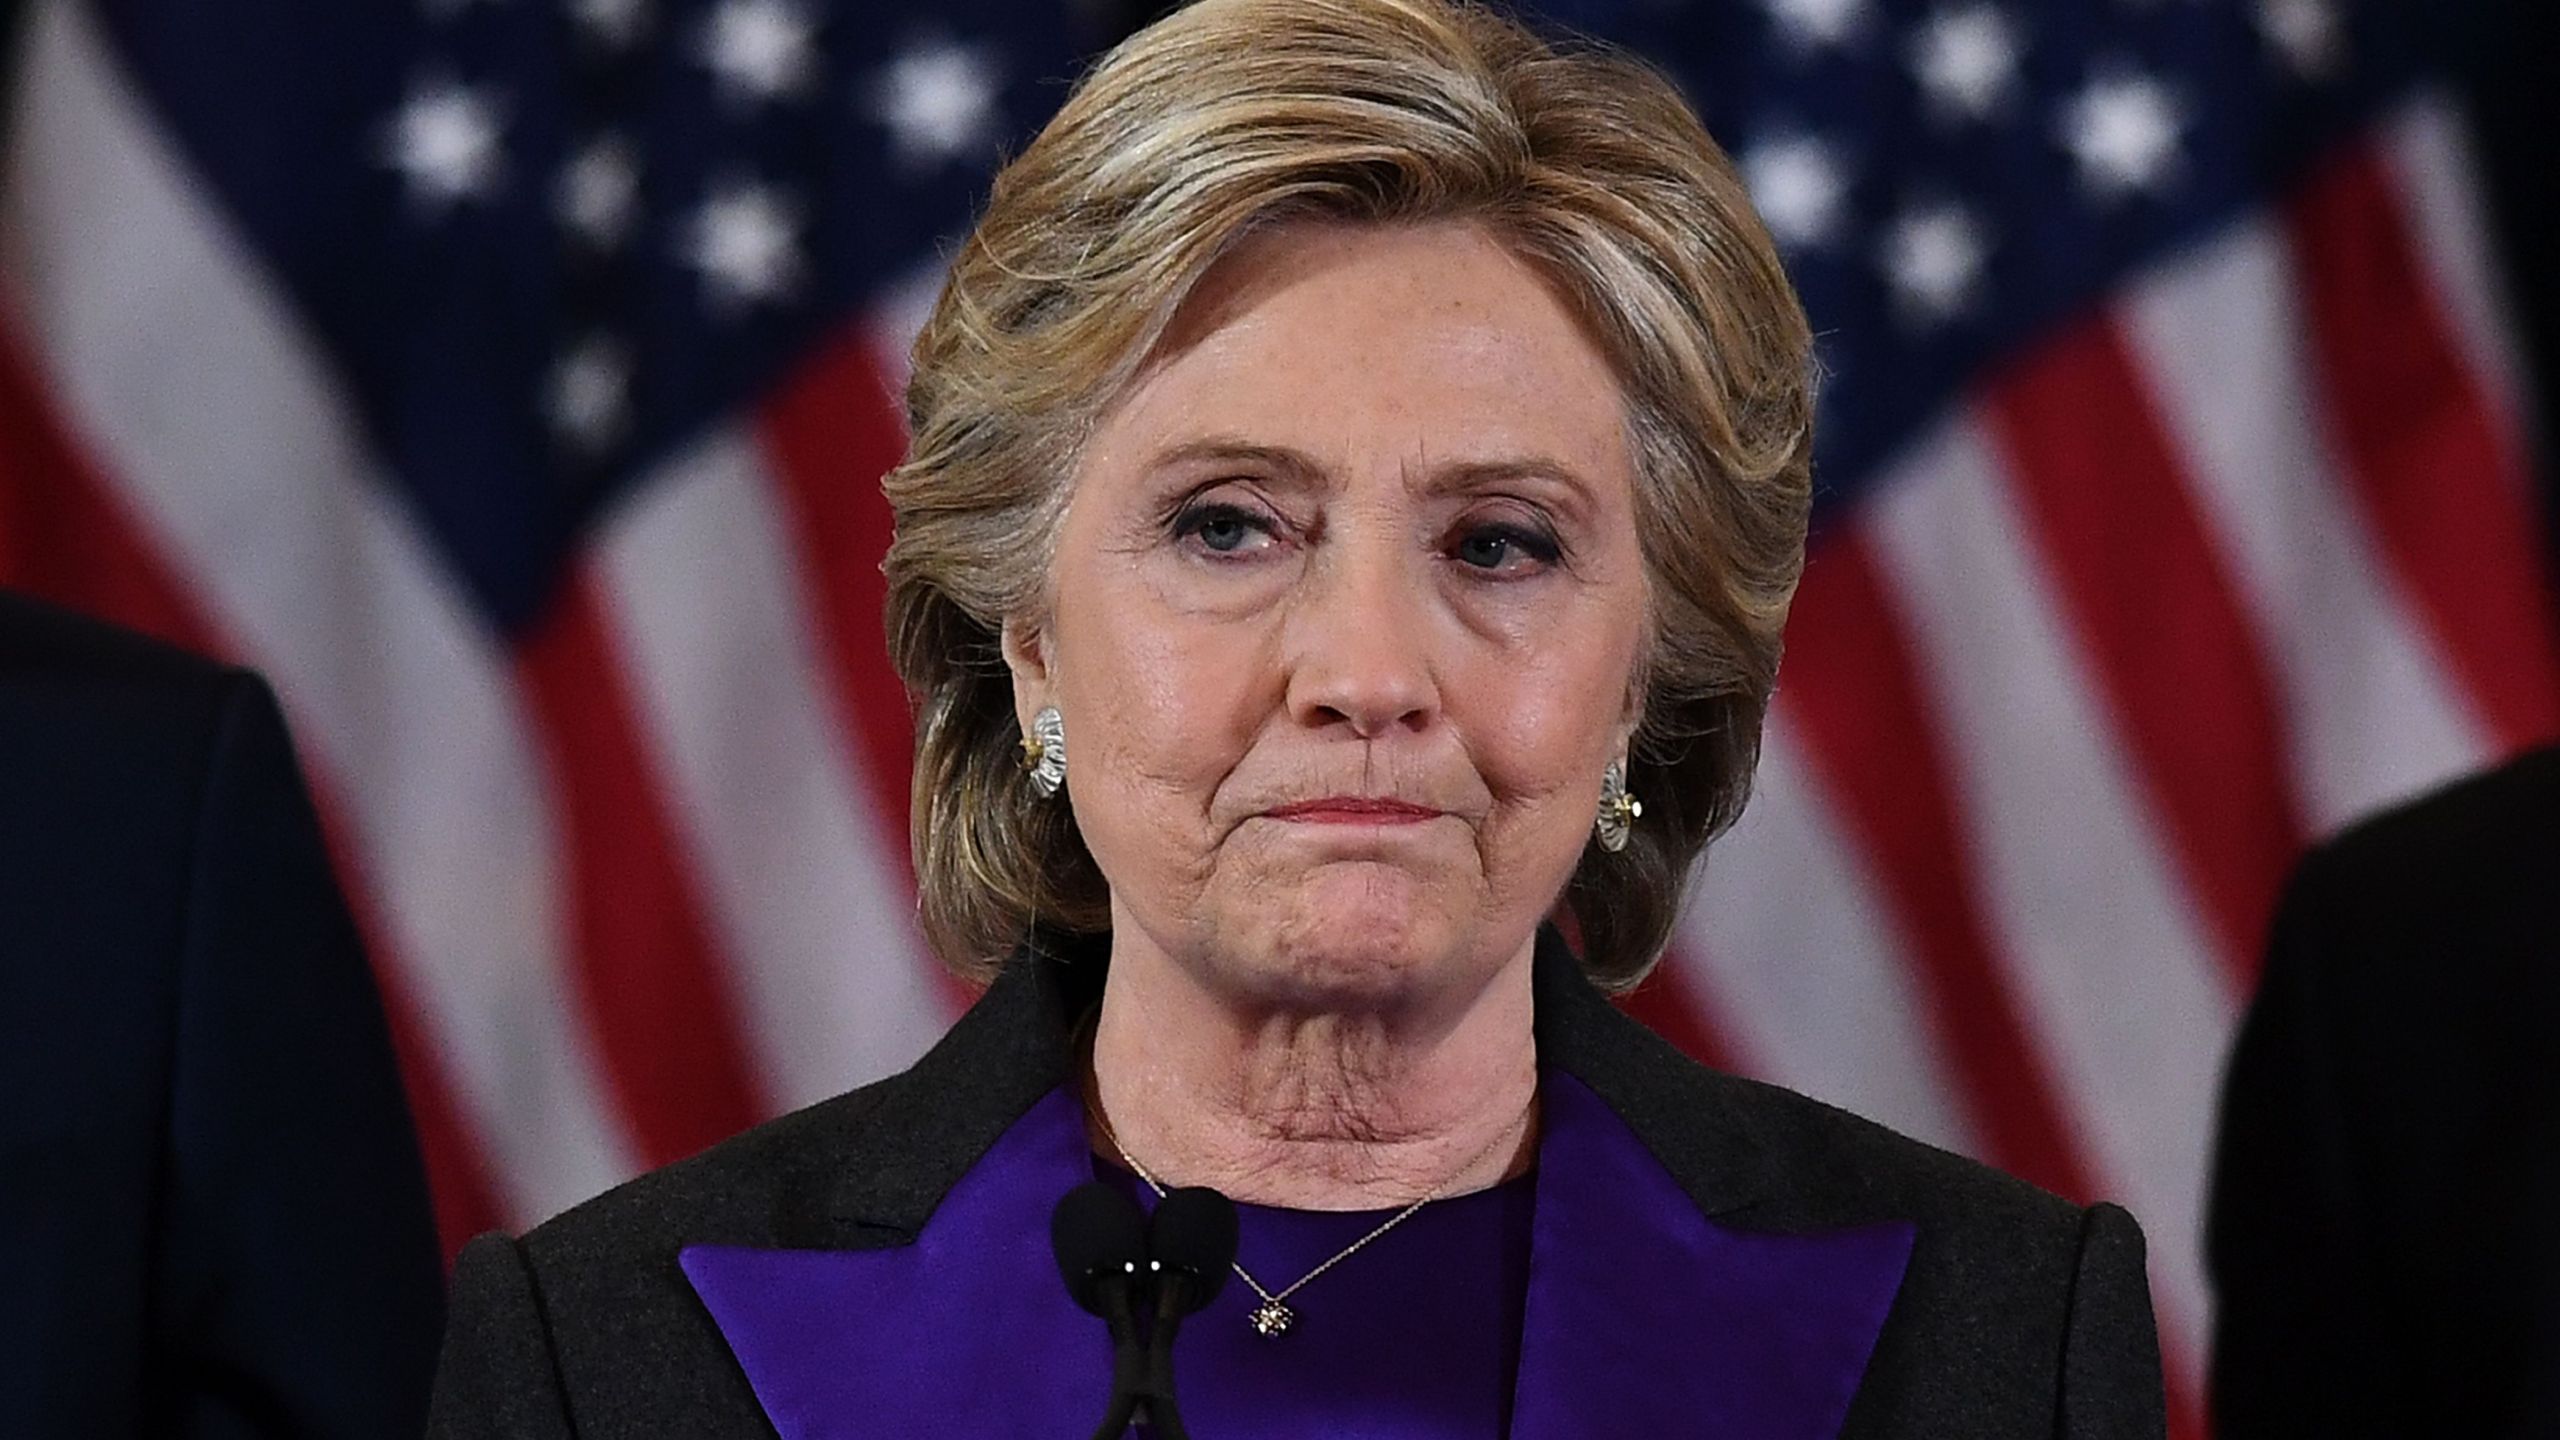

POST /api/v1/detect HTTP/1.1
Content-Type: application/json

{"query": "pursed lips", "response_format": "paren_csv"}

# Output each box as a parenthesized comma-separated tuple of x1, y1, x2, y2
(1260, 796, 1447, 824)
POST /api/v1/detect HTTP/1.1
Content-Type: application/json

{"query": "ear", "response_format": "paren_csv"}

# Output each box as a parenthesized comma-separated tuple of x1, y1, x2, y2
(999, 615, 1054, 733)
(1611, 675, 1646, 768)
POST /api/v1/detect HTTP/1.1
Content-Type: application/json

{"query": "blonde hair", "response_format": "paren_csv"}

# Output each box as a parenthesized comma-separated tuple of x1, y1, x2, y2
(883, 0, 1813, 989)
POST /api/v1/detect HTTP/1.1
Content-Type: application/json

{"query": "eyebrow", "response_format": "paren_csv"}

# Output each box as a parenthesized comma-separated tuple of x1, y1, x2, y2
(1418, 457, 1596, 501)
(1142, 438, 1327, 486)
(1143, 436, 1598, 504)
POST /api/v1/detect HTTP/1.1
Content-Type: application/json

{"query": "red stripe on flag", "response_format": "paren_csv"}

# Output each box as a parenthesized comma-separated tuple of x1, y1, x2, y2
(1615, 946, 1738, 1074)
(0, 326, 505, 1255)
(1781, 531, 2094, 1202)
(515, 571, 769, 1165)
(2168, 1367, 2206, 1440)
(760, 325, 979, 1013)
(760, 327, 915, 869)
(2288, 144, 2560, 748)
(1982, 316, 2304, 977)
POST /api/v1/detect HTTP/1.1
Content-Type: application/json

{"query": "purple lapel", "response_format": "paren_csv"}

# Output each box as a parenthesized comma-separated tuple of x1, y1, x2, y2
(681, 1074, 1913, 1439)
(1510, 1073, 1915, 1439)
(679, 1087, 1106, 1440)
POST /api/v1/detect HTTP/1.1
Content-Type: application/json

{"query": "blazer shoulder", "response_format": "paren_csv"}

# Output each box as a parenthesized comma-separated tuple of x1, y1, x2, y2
(1544, 934, 2083, 1243)
(1704, 1063, 2084, 1238)
(2294, 744, 2560, 908)
(1694, 1071, 2163, 1436)
(1588, 1033, 2144, 1432)
(0, 590, 234, 689)
(436, 1093, 910, 1440)
(0, 592, 276, 795)
(519, 957, 1077, 1275)
(1559, 975, 2081, 1240)
(2261, 743, 2560, 1019)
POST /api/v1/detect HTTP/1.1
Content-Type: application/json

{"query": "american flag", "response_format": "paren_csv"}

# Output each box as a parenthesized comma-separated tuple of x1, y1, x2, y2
(1575, 0, 2557, 1431)
(0, 1, 2548, 1437)
(0, 0, 1080, 1236)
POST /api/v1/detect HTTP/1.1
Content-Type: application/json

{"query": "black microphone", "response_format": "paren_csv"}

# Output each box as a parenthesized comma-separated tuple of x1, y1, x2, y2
(1137, 1187, 1241, 1440)
(1051, 1182, 1152, 1440)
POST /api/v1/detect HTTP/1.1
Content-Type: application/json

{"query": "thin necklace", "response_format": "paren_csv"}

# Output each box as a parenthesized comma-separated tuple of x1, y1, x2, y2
(1085, 1083, 1529, 1339)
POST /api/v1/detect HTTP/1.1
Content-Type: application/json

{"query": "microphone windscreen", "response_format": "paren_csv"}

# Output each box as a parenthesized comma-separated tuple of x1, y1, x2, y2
(1148, 1187, 1240, 1307)
(1051, 1182, 1149, 1316)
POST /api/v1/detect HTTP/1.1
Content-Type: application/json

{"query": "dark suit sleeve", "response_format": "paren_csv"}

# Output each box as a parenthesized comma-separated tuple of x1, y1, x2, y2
(427, 1234, 580, 1438)
(2056, 1203, 2166, 1440)
(2205, 851, 2406, 1438)
(152, 672, 447, 1436)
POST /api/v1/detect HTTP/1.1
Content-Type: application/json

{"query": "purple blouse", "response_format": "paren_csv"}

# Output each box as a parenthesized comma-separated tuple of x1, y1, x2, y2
(1097, 1162, 1538, 1438)
(680, 1071, 1915, 1439)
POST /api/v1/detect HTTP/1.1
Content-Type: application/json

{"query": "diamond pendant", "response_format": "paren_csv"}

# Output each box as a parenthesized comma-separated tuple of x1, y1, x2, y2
(1247, 1300, 1296, 1337)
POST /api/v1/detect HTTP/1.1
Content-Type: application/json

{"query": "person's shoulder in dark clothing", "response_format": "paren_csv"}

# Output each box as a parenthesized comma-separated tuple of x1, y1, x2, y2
(0, 589, 446, 1439)
(2295, 745, 2560, 938)
(2210, 745, 2560, 1438)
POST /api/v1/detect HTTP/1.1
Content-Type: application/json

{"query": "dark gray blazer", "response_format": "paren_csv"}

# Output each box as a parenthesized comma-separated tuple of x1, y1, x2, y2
(428, 931, 2165, 1437)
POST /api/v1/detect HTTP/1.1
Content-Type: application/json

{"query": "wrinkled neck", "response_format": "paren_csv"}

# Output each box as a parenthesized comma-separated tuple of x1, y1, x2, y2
(1084, 927, 1540, 1210)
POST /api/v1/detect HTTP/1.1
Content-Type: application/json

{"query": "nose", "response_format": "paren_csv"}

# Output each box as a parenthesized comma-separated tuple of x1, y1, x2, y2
(1281, 526, 1439, 739)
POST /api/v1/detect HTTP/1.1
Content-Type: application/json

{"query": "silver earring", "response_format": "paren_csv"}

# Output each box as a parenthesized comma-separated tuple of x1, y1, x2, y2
(1020, 706, 1067, 797)
(1596, 759, 1641, 853)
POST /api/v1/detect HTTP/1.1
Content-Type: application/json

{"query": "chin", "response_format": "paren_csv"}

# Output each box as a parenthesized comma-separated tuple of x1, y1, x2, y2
(1214, 865, 1479, 1011)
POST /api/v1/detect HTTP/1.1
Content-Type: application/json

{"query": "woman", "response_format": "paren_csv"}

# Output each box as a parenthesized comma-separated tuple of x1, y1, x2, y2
(428, 0, 2166, 1434)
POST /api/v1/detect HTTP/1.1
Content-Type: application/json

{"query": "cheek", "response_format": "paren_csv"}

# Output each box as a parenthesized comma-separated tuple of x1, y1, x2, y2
(1465, 607, 1643, 811)
(1051, 562, 1277, 819)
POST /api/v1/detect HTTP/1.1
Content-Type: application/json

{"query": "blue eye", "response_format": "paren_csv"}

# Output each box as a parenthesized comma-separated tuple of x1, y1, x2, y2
(1173, 501, 1276, 556)
(1453, 523, 1561, 572)
(1195, 514, 1254, 552)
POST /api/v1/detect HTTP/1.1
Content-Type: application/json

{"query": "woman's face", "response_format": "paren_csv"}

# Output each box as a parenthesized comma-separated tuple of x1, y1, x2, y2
(1009, 220, 1650, 1017)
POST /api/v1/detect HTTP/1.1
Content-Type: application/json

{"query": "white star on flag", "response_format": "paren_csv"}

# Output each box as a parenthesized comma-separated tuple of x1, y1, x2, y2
(681, 182, 803, 308)
(559, 135, 639, 250)
(572, 0, 649, 48)
(547, 336, 633, 453)
(2257, 0, 2345, 78)
(1910, 5, 2021, 122)
(872, 41, 1003, 170)
(1881, 201, 1988, 323)
(1763, 0, 1868, 50)
(698, 0, 818, 105)
(381, 79, 504, 209)
(2060, 71, 2185, 199)
(1745, 136, 1851, 250)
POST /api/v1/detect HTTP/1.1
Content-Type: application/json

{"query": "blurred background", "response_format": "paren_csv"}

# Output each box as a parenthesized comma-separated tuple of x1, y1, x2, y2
(0, 0, 2551, 1435)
